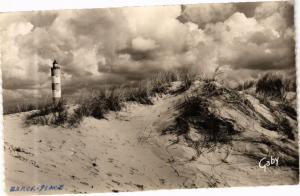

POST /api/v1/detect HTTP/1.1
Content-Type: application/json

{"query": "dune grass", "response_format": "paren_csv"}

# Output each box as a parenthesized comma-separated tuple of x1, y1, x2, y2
(236, 72, 296, 96)
(21, 70, 297, 136)
(256, 73, 285, 98)
(163, 92, 239, 148)
(278, 102, 297, 120)
(25, 99, 68, 126)
(4, 103, 38, 115)
(260, 115, 295, 140)
(235, 80, 256, 91)
(24, 69, 195, 127)
(68, 70, 182, 126)
(3, 99, 52, 115)
(124, 81, 153, 105)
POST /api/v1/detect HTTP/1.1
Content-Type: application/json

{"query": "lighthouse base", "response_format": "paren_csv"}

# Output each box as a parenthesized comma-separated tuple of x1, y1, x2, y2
(52, 97, 61, 105)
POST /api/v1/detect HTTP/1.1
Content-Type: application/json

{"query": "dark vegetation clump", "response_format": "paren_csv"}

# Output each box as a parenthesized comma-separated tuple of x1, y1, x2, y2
(25, 99, 68, 126)
(261, 116, 294, 140)
(202, 80, 256, 118)
(235, 73, 296, 96)
(53, 100, 69, 125)
(149, 71, 178, 94)
(278, 118, 295, 140)
(67, 103, 89, 127)
(235, 80, 256, 91)
(200, 81, 256, 119)
(283, 77, 297, 92)
(256, 73, 285, 98)
(226, 90, 257, 117)
(88, 89, 123, 119)
(125, 85, 153, 105)
(202, 81, 223, 97)
(4, 104, 37, 115)
(278, 102, 297, 120)
(254, 77, 297, 141)
(233, 72, 296, 133)
(68, 89, 124, 127)
(163, 94, 238, 145)
(4, 99, 52, 115)
(257, 97, 296, 140)
(259, 98, 295, 141)
(173, 67, 196, 94)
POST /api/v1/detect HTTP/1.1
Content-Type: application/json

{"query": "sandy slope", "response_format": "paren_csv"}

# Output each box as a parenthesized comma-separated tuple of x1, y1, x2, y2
(4, 82, 299, 194)
(4, 94, 187, 194)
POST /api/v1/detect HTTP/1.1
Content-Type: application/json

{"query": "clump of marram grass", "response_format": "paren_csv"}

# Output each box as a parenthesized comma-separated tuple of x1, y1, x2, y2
(278, 117, 294, 140)
(283, 77, 297, 92)
(25, 99, 68, 126)
(149, 70, 178, 94)
(235, 73, 296, 95)
(201, 80, 256, 118)
(125, 68, 194, 99)
(235, 80, 256, 91)
(163, 94, 239, 146)
(124, 81, 153, 105)
(78, 88, 124, 120)
(256, 73, 285, 98)
(4, 98, 53, 115)
(278, 102, 297, 120)
(176, 67, 196, 92)
(67, 89, 125, 127)
(67, 103, 89, 127)
(202, 81, 224, 97)
(261, 116, 294, 140)
(4, 103, 37, 115)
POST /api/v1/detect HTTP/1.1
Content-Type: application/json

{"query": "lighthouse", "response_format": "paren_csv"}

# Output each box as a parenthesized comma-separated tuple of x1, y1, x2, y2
(51, 60, 61, 104)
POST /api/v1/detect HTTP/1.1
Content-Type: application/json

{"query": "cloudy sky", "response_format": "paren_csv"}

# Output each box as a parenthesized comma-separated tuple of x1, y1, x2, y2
(0, 1, 295, 105)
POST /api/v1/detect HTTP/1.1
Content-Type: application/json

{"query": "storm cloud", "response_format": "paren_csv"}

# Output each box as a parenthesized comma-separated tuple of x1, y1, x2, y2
(0, 1, 295, 103)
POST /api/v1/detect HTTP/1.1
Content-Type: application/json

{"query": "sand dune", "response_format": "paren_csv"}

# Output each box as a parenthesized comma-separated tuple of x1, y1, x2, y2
(4, 81, 299, 194)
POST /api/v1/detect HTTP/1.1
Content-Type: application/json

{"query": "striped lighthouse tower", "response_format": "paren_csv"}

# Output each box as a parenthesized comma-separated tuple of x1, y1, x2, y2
(51, 60, 61, 104)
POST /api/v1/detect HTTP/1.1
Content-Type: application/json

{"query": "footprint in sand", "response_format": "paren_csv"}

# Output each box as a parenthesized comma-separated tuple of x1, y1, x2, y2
(59, 140, 66, 149)
(70, 175, 79, 180)
(111, 180, 121, 185)
(134, 184, 144, 190)
(129, 167, 139, 175)
(159, 179, 166, 185)
(80, 181, 89, 186)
